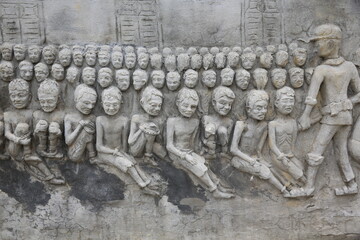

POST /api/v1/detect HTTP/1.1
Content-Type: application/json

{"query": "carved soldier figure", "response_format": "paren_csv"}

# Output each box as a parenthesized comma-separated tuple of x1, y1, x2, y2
(151, 70, 165, 89)
(124, 46, 136, 70)
(137, 47, 149, 70)
(82, 67, 96, 86)
(268, 87, 306, 187)
(85, 44, 97, 67)
(72, 45, 84, 67)
(35, 63, 49, 83)
(42, 45, 57, 65)
(235, 69, 250, 90)
(295, 24, 360, 197)
(14, 44, 26, 61)
(271, 68, 287, 89)
(64, 84, 97, 163)
(111, 46, 123, 69)
(0, 61, 14, 82)
(96, 86, 160, 196)
(58, 45, 72, 67)
(28, 45, 42, 64)
(230, 90, 288, 195)
(5, 79, 64, 184)
(51, 64, 65, 81)
(98, 45, 111, 67)
(166, 88, 234, 199)
(19, 61, 34, 81)
(97, 68, 113, 88)
(220, 67, 235, 87)
(128, 86, 166, 166)
(184, 69, 198, 89)
(289, 67, 304, 89)
(1, 42, 13, 61)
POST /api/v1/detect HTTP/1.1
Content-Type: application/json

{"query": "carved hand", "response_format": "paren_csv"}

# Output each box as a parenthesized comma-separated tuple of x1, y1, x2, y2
(298, 114, 311, 130)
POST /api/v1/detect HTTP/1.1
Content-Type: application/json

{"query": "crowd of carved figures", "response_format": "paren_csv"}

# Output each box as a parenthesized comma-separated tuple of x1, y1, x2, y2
(1, 24, 360, 199)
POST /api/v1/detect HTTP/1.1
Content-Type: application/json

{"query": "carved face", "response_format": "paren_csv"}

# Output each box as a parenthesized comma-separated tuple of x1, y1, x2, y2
(35, 66, 49, 82)
(253, 70, 268, 89)
(247, 100, 268, 121)
(76, 94, 97, 115)
(293, 50, 307, 66)
(290, 68, 304, 88)
(177, 54, 189, 72)
(150, 54, 162, 69)
(133, 71, 148, 91)
(213, 96, 233, 116)
(202, 71, 216, 88)
(98, 72, 112, 88)
(138, 53, 149, 69)
(20, 64, 34, 81)
(142, 95, 162, 116)
(241, 53, 256, 70)
(39, 94, 58, 113)
(10, 89, 30, 109)
(203, 54, 214, 70)
(111, 52, 123, 69)
(271, 70, 286, 89)
(85, 50, 97, 66)
(73, 52, 84, 67)
(227, 52, 240, 68)
(66, 67, 79, 83)
(215, 53, 226, 69)
(221, 70, 234, 87)
(275, 95, 294, 115)
(191, 55, 202, 70)
(165, 55, 176, 71)
(177, 98, 198, 118)
(1, 47, 12, 61)
(151, 72, 165, 89)
(28, 47, 41, 63)
(184, 71, 198, 88)
(98, 52, 110, 67)
(235, 70, 250, 90)
(52, 65, 65, 81)
(59, 51, 72, 67)
(275, 51, 288, 67)
(0, 64, 14, 82)
(166, 73, 181, 91)
(103, 98, 121, 116)
(260, 53, 273, 69)
(125, 53, 136, 69)
(115, 71, 130, 91)
(82, 69, 96, 86)
(305, 67, 314, 85)
(14, 47, 26, 61)
(43, 51, 56, 65)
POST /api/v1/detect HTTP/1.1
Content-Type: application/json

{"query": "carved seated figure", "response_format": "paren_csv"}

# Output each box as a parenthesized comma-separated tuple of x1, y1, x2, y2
(128, 86, 166, 166)
(230, 90, 288, 195)
(166, 88, 234, 199)
(5, 78, 63, 184)
(64, 84, 97, 163)
(202, 86, 235, 159)
(268, 87, 306, 187)
(95, 86, 160, 196)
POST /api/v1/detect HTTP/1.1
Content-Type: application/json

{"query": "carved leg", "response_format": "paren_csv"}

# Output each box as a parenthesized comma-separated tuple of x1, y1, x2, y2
(34, 120, 49, 155)
(144, 134, 158, 166)
(48, 122, 63, 158)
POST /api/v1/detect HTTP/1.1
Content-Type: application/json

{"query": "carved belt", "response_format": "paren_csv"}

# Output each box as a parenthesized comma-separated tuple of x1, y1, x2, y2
(321, 99, 352, 116)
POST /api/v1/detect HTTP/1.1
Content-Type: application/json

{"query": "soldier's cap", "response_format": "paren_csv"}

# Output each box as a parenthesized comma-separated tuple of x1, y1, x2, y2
(309, 24, 342, 41)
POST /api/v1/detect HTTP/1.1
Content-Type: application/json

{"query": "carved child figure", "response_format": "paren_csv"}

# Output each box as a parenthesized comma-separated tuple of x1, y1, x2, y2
(289, 67, 304, 89)
(268, 87, 306, 187)
(137, 47, 149, 70)
(198, 70, 217, 115)
(96, 86, 160, 196)
(98, 45, 111, 67)
(166, 88, 234, 199)
(5, 79, 63, 184)
(125, 46, 136, 70)
(64, 84, 97, 163)
(111, 46, 123, 69)
(149, 47, 162, 70)
(241, 47, 256, 70)
(115, 69, 130, 91)
(51, 64, 65, 81)
(293, 48, 307, 67)
(253, 68, 268, 90)
(230, 90, 288, 195)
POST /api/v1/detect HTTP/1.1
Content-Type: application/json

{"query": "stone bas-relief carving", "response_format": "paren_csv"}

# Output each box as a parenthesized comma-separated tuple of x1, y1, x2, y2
(2, 18, 360, 238)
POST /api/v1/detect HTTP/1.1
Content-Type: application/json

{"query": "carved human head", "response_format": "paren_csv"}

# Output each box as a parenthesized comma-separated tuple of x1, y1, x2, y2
(166, 71, 181, 91)
(66, 66, 80, 83)
(221, 67, 235, 87)
(149, 47, 162, 69)
(82, 67, 96, 86)
(200, 47, 213, 70)
(275, 50, 289, 68)
(176, 87, 199, 118)
(235, 69, 250, 90)
(293, 48, 307, 67)
(19, 61, 34, 81)
(253, 68, 268, 90)
(305, 67, 314, 85)
(241, 48, 256, 70)
(42, 45, 57, 65)
(72, 45, 84, 67)
(202, 70, 216, 88)
(164, 48, 176, 72)
(1, 42, 13, 61)
(184, 69, 198, 88)
(0, 61, 14, 82)
(9, 78, 31, 109)
(246, 89, 269, 121)
(115, 69, 130, 91)
(311, 24, 341, 58)
(14, 44, 26, 61)
(271, 68, 287, 89)
(190, 54, 202, 70)
(227, 51, 240, 68)
(125, 46, 136, 69)
(98, 67, 113, 88)
(34, 63, 49, 82)
(215, 52, 226, 69)
(151, 70, 165, 89)
(98, 45, 111, 67)
(111, 46, 123, 69)
(140, 86, 163, 116)
(74, 84, 97, 115)
(137, 47, 149, 69)
(212, 86, 235, 116)
(51, 64, 65, 81)
(275, 86, 295, 115)
(102, 86, 122, 116)
(133, 69, 148, 91)
(176, 49, 190, 73)
(28, 45, 42, 64)
(260, 52, 273, 69)
(38, 79, 60, 113)
(289, 67, 304, 88)
(85, 44, 97, 66)
(59, 45, 72, 67)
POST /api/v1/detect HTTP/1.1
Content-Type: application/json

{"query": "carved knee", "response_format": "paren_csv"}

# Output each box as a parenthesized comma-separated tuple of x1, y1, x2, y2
(35, 120, 48, 134)
(49, 122, 61, 135)
(307, 153, 324, 166)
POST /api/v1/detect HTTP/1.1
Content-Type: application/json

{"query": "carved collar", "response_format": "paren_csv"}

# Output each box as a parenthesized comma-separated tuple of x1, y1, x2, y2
(322, 57, 345, 66)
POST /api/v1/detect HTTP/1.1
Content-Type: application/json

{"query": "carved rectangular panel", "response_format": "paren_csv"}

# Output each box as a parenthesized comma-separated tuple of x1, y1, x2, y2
(115, 0, 160, 47)
(0, 1, 44, 44)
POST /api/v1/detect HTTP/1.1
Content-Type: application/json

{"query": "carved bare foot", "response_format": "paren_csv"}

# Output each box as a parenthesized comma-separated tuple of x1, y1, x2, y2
(212, 189, 235, 199)
(283, 187, 314, 198)
(47, 151, 64, 159)
(218, 183, 235, 194)
(335, 181, 358, 196)
(142, 186, 160, 196)
(144, 153, 158, 166)
(24, 154, 42, 163)
(49, 177, 65, 185)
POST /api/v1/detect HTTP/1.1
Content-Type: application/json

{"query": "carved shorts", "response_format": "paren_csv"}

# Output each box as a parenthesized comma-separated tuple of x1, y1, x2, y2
(97, 152, 135, 173)
(169, 152, 208, 178)
(231, 157, 271, 180)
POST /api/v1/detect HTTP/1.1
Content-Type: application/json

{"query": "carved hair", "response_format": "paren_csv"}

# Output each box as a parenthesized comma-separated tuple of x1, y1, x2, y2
(0, 61, 14, 71)
(246, 89, 269, 109)
(38, 79, 60, 98)
(0, 42, 13, 50)
(275, 86, 295, 101)
(202, 69, 216, 78)
(98, 67, 113, 77)
(184, 69, 198, 79)
(177, 87, 199, 104)
(151, 70, 165, 79)
(116, 69, 129, 76)
(51, 63, 63, 71)
(212, 86, 235, 103)
(221, 67, 235, 78)
(133, 69, 148, 79)
(83, 67, 95, 74)
(74, 84, 97, 102)
(271, 68, 286, 78)
(35, 63, 49, 73)
(14, 44, 26, 51)
(235, 68, 250, 79)
(28, 45, 42, 52)
(293, 48, 307, 56)
(9, 78, 30, 93)
(18, 61, 33, 69)
(42, 45, 57, 55)
(141, 86, 163, 103)
(289, 67, 303, 76)
(166, 71, 180, 81)
(102, 86, 122, 102)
